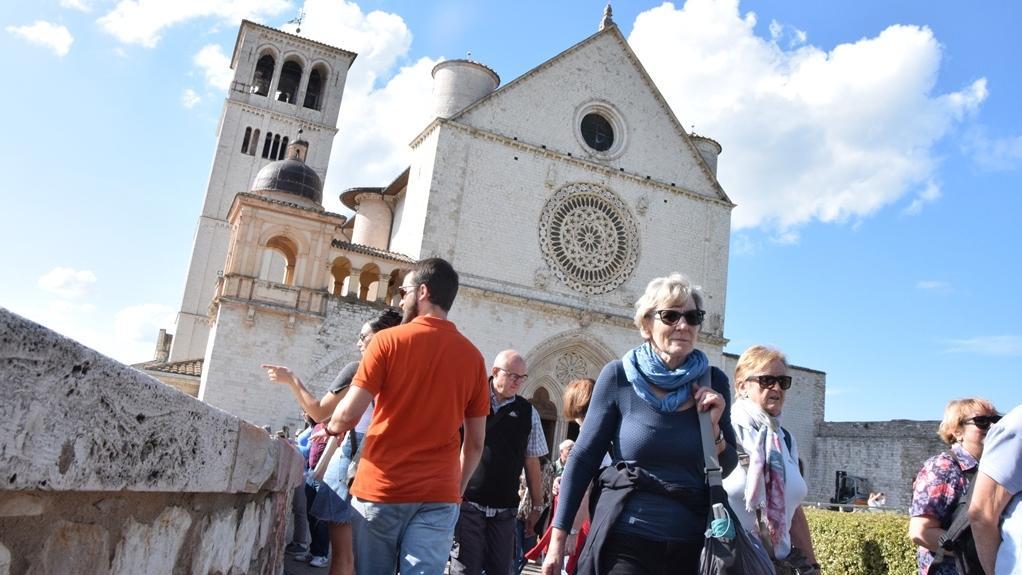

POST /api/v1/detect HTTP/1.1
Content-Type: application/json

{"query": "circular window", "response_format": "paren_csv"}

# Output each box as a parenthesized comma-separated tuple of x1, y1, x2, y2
(580, 113, 614, 151)
(539, 183, 638, 295)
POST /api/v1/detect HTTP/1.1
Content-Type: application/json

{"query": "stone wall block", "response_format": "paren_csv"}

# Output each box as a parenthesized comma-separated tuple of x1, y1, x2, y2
(257, 497, 274, 548)
(0, 310, 237, 492)
(28, 520, 110, 575)
(0, 494, 45, 517)
(109, 506, 192, 575)
(191, 508, 238, 575)
(265, 439, 304, 492)
(231, 501, 261, 573)
(0, 542, 10, 575)
(228, 423, 279, 493)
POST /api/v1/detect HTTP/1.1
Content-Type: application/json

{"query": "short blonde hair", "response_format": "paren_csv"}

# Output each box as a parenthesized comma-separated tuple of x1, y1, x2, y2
(633, 273, 704, 332)
(563, 377, 596, 421)
(734, 345, 788, 396)
(938, 397, 998, 444)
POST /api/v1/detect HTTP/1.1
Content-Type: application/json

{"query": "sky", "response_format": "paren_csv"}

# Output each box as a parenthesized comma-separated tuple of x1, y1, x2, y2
(2, 0, 1020, 422)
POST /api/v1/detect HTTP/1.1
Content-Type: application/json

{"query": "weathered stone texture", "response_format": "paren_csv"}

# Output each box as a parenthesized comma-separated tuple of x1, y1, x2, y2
(29, 520, 110, 575)
(109, 507, 191, 575)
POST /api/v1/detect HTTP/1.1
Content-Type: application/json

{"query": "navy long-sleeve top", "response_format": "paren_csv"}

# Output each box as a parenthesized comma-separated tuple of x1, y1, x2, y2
(553, 360, 737, 542)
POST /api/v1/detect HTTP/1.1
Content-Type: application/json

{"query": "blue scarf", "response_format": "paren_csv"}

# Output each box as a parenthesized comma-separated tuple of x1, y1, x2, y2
(622, 343, 709, 413)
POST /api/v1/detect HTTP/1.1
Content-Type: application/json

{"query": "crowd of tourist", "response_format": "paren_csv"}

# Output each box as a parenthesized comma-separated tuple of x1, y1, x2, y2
(263, 256, 1022, 575)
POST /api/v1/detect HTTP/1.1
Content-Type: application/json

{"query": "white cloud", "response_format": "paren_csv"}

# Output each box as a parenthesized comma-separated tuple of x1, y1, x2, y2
(38, 267, 97, 299)
(182, 88, 202, 108)
(628, 0, 986, 232)
(60, 0, 92, 12)
(113, 303, 176, 353)
(945, 336, 1022, 357)
(6, 21, 74, 57)
(965, 127, 1022, 172)
(903, 180, 941, 215)
(916, 280, 951, 292)
(194, 44, 233, 90)
(98, 0, 291, 48)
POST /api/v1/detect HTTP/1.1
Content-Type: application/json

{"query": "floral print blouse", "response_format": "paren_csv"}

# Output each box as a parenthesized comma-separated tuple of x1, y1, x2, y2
(909, 442, 978, 575)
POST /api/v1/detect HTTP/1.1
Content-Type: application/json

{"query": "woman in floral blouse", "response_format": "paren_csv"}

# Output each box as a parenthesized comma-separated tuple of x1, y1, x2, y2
(909, 397, 1000, 574)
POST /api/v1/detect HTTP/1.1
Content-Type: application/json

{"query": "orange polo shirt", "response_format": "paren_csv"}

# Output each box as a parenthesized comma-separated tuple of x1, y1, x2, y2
(350, 315, 489, 503)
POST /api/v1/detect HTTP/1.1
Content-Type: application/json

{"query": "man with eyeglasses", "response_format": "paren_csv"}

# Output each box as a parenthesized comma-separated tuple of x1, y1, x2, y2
(326, 257, 489, 575)
(451, 349, 549, 575)
(970, 405, 1022, 574)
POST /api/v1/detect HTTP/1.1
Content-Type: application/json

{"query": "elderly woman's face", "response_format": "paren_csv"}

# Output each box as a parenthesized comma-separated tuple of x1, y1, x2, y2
(739, 359, 787, 416)
(642, 296, 701, 367)
(958, 407, 1000, 456)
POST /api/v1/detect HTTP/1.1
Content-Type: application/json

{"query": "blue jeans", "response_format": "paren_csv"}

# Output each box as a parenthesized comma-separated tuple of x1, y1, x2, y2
(514, 518, 537, 574)
(352, 498, 460, 575)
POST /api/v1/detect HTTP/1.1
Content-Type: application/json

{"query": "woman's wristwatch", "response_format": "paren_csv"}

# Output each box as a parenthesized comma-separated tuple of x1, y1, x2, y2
(714, 429, 724, 445)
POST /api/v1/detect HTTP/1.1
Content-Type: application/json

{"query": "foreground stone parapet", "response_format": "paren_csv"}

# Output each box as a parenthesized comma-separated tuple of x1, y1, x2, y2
(0, 308, 303, 575)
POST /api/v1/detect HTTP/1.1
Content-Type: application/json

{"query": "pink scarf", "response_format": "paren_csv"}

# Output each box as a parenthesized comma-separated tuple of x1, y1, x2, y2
(733, 399, 788, 554)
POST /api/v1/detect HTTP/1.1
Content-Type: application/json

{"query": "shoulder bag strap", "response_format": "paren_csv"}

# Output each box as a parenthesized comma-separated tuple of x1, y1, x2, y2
(696, 368, 722, 488)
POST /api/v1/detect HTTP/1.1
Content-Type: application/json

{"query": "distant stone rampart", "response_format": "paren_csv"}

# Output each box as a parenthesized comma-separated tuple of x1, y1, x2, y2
(0, 308, 304, 575)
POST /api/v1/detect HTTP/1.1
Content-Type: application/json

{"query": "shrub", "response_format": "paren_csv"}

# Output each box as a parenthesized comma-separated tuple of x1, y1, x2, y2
(804, 507, 916, 575)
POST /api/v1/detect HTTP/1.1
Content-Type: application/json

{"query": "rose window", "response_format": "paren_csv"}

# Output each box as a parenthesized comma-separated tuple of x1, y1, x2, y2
(539, 183, 638, 294)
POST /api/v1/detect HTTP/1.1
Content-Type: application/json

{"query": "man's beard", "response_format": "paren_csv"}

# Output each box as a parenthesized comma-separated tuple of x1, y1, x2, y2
(402, 297, 418, 324)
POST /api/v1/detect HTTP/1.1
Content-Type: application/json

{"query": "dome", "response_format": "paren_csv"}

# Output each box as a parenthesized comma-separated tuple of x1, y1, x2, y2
(251, 158, 323, 204)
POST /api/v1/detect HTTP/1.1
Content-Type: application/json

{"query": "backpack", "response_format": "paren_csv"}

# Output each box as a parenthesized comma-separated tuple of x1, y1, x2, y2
(936, 449, 985, 575)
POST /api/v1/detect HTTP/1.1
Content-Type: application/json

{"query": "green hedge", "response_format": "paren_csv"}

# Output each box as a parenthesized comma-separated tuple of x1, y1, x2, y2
(804, 507, 916, 575)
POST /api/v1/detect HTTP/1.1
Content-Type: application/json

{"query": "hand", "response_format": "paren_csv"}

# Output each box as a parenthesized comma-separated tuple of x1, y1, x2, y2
(692, 382, 724, 427)
(564, 531, 579, 555)
(310, 426, 329, 440)
(541, 538, 565, 575)
(261, 364, 297, 386)
(525, 508, 542, 537)
(552, 476, 562, 496)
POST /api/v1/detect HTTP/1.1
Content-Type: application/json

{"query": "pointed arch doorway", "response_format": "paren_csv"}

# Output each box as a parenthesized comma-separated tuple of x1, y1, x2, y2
(520, 331, 616, 454)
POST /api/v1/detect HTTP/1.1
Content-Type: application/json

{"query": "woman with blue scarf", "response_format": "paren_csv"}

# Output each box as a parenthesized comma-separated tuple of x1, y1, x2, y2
(543, 273, 738, 575)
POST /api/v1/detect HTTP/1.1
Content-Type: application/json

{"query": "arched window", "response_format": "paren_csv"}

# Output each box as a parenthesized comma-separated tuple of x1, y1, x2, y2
(359, 264, 381, 301)
(304, 67, 324, 110)
(249, 129, 260, 155)
(252, 54, 274, 96)
(330, 257, 351, 296)
(261, 236, 299, 285)
(241, 127, 252, 154)
(387, 269, 405, 306)
(271, 134, 281, 160)
(262, 132, 273, 158)
(277, 60, 302, 104)
(279, 137, 289, 160)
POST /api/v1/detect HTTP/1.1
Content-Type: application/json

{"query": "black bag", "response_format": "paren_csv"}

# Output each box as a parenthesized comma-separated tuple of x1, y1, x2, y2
(696, 398, 776, 575)
(937, 450, 986, 575)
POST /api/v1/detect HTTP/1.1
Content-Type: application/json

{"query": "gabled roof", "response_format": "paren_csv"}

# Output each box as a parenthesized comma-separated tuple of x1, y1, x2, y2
(448, 24, 731, 205)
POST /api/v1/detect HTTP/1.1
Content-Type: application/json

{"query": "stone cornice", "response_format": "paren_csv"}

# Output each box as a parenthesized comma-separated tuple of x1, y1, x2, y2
(227, 99, 339, 134)
(232, 20, 357, 69)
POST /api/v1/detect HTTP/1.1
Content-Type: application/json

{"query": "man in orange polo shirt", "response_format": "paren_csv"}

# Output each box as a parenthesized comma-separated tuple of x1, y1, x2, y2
(328, 257, 489, 575)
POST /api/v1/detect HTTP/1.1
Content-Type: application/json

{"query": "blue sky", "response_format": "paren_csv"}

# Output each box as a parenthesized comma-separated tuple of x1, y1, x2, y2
(2, 0, 1020, 422)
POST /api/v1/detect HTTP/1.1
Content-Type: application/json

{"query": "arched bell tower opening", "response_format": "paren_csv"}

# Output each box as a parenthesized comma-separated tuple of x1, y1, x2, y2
(521, 331, 616, 454)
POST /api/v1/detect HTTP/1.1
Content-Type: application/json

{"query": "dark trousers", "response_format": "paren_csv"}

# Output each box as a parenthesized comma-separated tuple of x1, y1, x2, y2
(514, 518, 537, 574)
(305, 482, 330, 557)
(599, 532, 702, 575)
(450, 503, 516, 575)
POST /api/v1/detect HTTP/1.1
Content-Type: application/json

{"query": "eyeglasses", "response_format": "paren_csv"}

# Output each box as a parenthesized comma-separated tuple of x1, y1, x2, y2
(653, 309, 706, 327)
(746, 375, 792, 390)
(397, 284, 419, 298)
(496, 367, 529, 383)
(358, 332, 372, 342)
(963, 415, 1002, 430)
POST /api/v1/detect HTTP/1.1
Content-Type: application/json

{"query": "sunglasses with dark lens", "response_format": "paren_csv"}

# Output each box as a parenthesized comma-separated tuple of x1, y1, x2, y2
(964, 415, 1003, 429)
(654, 309, 706, 327)
(748, 375, 792, 390)
(397, 284, 419, 297)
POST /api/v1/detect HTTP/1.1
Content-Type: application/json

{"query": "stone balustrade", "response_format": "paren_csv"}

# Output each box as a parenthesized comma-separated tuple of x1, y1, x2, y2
(0, 308, 304, 575)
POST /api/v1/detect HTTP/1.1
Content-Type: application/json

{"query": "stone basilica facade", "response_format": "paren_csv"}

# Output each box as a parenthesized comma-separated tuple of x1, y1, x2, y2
(141, 12, 942, 509)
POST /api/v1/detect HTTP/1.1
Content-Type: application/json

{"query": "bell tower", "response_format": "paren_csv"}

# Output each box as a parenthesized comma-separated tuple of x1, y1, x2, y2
(169, 20, 357, 362)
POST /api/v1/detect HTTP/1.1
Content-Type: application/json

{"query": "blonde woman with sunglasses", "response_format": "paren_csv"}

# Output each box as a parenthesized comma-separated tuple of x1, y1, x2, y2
(723, 345, 819, 574)
(543, 273, 737, 575)
(909, 397, 1000, 575)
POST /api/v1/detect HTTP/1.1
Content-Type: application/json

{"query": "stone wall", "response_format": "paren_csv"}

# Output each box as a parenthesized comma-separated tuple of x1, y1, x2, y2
(0, 308, 304, 575)
(809, 420, 944, 510)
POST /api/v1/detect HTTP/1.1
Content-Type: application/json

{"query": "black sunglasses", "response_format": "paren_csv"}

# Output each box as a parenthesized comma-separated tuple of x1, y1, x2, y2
(964, 415, 1002, 430)
(653, 309, 706, 327)
(747, 375, 792, 390)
